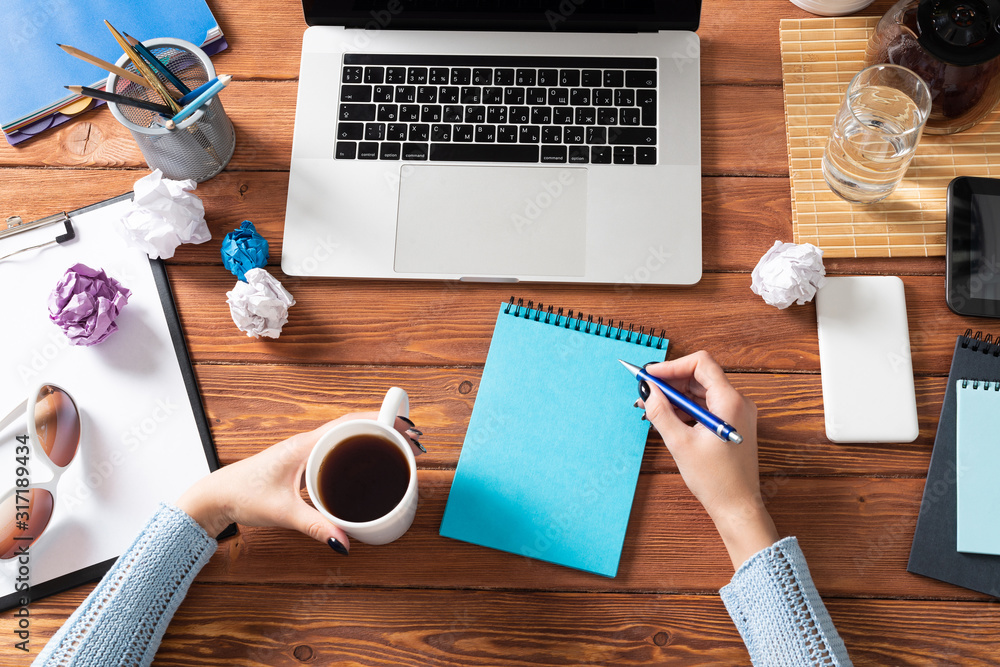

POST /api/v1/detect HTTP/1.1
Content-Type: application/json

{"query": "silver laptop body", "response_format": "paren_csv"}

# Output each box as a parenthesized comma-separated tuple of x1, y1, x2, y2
(283, 3, 702, 285)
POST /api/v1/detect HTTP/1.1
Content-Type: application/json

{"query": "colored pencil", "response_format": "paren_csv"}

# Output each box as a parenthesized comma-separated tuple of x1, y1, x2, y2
(104, 21, 181, 114)
(65, 85, 174, 114)
(123, 32, 191, 95)
(179, 76, 222, 105)
(58, 43, 156, 90)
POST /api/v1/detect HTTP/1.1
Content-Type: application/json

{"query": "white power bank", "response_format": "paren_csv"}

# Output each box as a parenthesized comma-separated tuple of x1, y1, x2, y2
(815, 276, 919, 443)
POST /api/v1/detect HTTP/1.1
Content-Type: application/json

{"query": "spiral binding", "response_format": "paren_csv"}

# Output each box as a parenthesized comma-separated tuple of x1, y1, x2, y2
(960, 329, 1000, 356)
(960, 378, 1000, 390)
(504, 296, 666, 349)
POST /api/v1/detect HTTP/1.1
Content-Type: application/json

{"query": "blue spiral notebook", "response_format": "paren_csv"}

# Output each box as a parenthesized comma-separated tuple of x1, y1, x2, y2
(956, 379, 1000, 556)
(439, 300, 668, 578)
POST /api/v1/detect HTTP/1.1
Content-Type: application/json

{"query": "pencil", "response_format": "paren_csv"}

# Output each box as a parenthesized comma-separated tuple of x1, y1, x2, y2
(65, 85, 174, 114)
(58, 43, 156, 90)
(104, 21, 181, 114)
(123, 32, 191, 95)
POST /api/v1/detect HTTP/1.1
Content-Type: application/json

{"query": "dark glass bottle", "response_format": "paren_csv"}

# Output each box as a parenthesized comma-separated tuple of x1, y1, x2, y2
(865, 0, 1000, 134)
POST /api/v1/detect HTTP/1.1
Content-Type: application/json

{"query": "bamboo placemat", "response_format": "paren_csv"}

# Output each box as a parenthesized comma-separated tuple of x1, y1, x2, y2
(780, 16, 1000, 258)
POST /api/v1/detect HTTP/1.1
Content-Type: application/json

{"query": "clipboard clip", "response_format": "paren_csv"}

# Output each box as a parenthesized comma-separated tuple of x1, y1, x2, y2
(0, 212, 75, 262)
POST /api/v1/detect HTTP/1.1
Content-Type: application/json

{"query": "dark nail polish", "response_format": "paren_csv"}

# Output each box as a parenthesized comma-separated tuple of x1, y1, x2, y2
(412, 438, 427, 453)
(640, 413, 648, 421)
(633, 399, 641, 408)
(328, 538, 349, 556)
(399, 416, 416, 427)
(406, 427, 424, 437)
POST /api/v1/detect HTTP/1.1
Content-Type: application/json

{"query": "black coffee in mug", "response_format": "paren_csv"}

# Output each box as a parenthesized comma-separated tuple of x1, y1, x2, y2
(316, 434, 410, 523)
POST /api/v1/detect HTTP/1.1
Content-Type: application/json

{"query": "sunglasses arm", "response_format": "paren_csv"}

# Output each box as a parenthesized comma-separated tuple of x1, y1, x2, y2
(0, 399, 28, 434)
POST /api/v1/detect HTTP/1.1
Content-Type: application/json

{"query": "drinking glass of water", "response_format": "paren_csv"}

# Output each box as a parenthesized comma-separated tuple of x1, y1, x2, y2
(822, 64, 932, 204)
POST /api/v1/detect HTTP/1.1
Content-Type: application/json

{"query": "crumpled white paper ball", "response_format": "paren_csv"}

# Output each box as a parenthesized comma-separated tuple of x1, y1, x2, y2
(119, 169, 211, 259)
(750, 240, 827, 309)
(226, 268, 295, 338)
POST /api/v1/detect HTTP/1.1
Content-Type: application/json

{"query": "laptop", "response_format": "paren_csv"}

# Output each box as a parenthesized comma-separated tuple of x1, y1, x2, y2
(282, 1, 702, 285)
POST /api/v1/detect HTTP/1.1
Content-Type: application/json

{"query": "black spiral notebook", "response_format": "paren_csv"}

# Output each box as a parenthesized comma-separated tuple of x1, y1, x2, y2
(907, 330, 1000, 597)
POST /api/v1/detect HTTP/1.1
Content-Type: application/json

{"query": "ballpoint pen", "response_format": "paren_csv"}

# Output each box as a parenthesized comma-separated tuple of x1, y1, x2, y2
(618, 359, 744, 444)
(165, 74, 232, 129)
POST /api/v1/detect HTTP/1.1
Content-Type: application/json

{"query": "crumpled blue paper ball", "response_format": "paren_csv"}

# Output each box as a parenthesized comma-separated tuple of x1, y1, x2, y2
(221, 220, 269, 281)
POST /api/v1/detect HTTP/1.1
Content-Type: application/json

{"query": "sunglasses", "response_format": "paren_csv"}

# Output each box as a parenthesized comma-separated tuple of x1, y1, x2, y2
(0, 384, 82, 560)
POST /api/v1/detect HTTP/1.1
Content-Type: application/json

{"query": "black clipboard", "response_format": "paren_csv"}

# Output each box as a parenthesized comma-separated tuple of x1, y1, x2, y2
(0, 193, 234, 612)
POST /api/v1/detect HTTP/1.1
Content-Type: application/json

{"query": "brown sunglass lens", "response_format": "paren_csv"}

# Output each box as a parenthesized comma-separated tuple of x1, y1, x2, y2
(35, 385, 81, 467)
(0, 489, 54, 559)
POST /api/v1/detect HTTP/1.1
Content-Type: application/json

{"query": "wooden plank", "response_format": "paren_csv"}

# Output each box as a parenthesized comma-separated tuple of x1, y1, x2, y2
(17, 584, 1000, 666)
(176, 473, 974, 600)
(196, 364, 944, 476)
(165, 267, 979, 372)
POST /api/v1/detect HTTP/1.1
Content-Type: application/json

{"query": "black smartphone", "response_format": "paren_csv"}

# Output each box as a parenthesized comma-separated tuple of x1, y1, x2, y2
(946, 176, 1000, 318)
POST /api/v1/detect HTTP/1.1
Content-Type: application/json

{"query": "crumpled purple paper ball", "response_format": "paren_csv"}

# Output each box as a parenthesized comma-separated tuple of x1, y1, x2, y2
(221, 220, 269, 281)
(48, 263, 131, 346)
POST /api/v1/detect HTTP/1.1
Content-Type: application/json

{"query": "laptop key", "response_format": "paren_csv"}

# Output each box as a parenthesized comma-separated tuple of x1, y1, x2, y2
(581, 69, 602, 86)
(337, 122, 363, 140)
(526, 87, 547, 105)
(615, 89, 635, 106)
(422, 105, 442, 122)
(638, 89, 656, 125)
(620, 108, 641, 126)
(594, 88, 613, 106)
(431, 124, 452, 142)
(553, 107, 574, 124)
(364, 122, 386, 141)
(504, 87, 526, 105)
(483, 86, 504, 104)
(429, 67, 450, 84)
(387, 123, 408, 141)
(464, 106, 487, 123)
(380, 142, 401, 160)
(443, 105, 464, 122)
(607, 127, 655, 145)
(487, 106, 508, 124)
(409, 124, 430, 142)
(586, 126, 607, 144)
(402, 143, 429, 160)
(472, 68, 493, 85)
(531, 107, 552, 124)
(575, 107, 596, 125)
(636, 146, 657, 164)
(597, 108, 617, 125)
(604, 70, 625, 87)
(364, 66, 385, 84)
(400, 105, 421, 122)
(439, 86, 461, 104)
(417, 86, 437, 103)
(541, 145, 568, 163)
(497, 125, 518, 143)
(563, 126, 585, 144)
(451, 68, 471, 85)
(429, 144, 539, 162)
(335, 141, 357, 159)
(407, 67, 428, 84)
(358, 142, 379, 160)
(339, 104, 376, 121)
(461, 87, 481, 104)
(454, 124, 475, 142)
(613, 146, 635, 164)
(495, 68, 515, 85)
(569, 146, 590, 163)
(372, 85, 394, 103)
(559, 70, 580, 87)
(570, 88, 591, 106)
(386, 67, 407, 83)
(537, 69, 559, 86)
(591, 146, 612, 163)
(377, 104, 398, 121)
(542, 127, 562, 144)
(626, 70, 657, 88)
(519, 125, 541, 143)
(341, 85, 372, 102)
(395, 86, 416, 103)
(509, 106, 530, 124)
(475, 124, 497, 142)
(548, 88, 569, 106)
(342, 66, 363, 84)
(516, 69, 536, 86)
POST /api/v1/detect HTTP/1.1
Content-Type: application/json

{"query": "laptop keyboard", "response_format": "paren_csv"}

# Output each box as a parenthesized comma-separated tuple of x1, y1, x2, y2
(335, 54, 657, 165)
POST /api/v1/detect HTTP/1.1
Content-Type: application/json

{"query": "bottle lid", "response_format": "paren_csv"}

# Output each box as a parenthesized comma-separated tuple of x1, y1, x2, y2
(789, 0, 875, 16)
(917, 0, 1000, 65)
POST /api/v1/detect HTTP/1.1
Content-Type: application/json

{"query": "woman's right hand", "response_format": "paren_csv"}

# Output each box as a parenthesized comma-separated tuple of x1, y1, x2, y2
(639, 350, 779, 569)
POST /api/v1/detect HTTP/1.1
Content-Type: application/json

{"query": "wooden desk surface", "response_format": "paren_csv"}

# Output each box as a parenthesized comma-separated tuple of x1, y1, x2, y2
(3, 1, 1000, 664)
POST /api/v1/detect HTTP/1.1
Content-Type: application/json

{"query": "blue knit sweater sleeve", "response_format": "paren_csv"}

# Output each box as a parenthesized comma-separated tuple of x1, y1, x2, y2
(32, 503, 217, 667)
(720, 536, 852, 666)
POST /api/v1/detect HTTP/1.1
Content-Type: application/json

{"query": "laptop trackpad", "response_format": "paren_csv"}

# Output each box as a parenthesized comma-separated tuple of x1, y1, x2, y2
(394, 165, 587, 277)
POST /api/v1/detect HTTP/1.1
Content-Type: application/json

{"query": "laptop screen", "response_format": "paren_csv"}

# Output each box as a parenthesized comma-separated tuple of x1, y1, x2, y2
(301, 1, 701, 32)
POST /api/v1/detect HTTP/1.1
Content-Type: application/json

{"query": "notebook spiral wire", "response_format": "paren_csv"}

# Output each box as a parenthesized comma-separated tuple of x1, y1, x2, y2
(961, 329, 1000, 356)
(504, 296, 666, 349)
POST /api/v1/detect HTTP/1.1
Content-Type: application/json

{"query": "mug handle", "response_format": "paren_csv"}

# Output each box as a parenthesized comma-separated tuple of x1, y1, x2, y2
(377, 387, 409, 428)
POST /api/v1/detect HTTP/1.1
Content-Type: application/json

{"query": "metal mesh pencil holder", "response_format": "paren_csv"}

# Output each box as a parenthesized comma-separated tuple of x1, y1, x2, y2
(106, 38, 234, 182)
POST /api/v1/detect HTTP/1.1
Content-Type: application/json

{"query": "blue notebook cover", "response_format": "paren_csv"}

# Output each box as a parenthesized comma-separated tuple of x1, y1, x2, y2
(439, 301, 668, 577)
(956, 379, 1000, 556)
(1, 0, 224, 132)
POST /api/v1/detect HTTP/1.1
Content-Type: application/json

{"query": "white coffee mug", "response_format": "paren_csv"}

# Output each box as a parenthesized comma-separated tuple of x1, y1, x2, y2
(305, 387, 417, 545)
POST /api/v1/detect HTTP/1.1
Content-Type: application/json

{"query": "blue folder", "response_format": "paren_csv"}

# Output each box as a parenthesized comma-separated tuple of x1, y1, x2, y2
(439, 301, 668, 577)
(0, 0, 224, 138)
(956, 379, 1000, 556)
